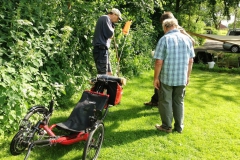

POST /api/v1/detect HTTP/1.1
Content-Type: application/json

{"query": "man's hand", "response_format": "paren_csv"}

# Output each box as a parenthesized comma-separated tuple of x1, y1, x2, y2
(112, 22, 115, 28)
(187, 58, 193, 86)
(153, 78, 160, 90)
(154, 59, 163, 90)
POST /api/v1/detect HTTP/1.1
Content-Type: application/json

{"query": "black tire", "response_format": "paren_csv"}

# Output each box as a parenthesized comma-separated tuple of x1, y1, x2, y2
(10, 130, 29, 155)
(20, 106, 49, 129)
(82, 122, 104, 160)
(10, 106, 49, 155)
(230, 45, 239, 53)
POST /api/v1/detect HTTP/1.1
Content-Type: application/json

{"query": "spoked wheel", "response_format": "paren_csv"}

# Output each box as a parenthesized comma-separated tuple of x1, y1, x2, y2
(82, 122, 104, 160)
(10, 130, 29, 155)
(10, 106, 49, 155)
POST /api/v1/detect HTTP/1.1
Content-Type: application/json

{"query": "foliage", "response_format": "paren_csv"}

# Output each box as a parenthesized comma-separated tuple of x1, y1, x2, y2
(228, 21, 240, 29)
(217, 29, 228, 35)
(0, 0, 239, 137)
(0, 1, 90, 135)
(193, 63, 240, 74)
(0, 0, 157, 136)
(228, 7, 240, 29)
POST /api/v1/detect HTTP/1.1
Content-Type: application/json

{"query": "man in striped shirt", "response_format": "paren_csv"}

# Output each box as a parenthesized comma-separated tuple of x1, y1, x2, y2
(144, 12, 195, 107)
(154, 18, 195, 133)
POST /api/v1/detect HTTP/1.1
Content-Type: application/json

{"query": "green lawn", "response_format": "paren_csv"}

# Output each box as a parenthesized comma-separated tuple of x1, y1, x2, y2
(1, 67, 240, 160)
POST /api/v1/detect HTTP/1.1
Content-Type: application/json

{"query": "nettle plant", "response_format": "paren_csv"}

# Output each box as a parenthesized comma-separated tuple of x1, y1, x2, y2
(0, 19, 74, 135)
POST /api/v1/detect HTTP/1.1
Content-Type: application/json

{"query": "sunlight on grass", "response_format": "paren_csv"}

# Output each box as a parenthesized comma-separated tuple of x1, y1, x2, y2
(2, 68, 240, 160)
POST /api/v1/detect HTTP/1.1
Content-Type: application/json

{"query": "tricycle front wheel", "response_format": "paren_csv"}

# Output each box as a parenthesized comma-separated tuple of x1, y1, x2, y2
(10, 106, 49, 155)
(10, 130, 29, 155)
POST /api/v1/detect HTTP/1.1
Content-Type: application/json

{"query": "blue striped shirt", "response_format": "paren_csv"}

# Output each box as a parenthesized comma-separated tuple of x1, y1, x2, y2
(153, 29, 195, 86)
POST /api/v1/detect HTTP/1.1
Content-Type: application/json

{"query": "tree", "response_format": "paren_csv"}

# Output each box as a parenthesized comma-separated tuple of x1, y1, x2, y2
(207, 0, 240, 29)
(228, 7, 240, 29)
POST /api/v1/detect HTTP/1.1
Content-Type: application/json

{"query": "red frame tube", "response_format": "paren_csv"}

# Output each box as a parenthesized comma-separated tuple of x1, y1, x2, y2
(38, 124, 89, 145)
(50, 132, 89, 145)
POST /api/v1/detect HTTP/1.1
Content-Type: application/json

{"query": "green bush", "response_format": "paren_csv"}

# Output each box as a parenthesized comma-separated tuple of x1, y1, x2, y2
(0, 0, 158, 136)
(193, 63, 240, 74)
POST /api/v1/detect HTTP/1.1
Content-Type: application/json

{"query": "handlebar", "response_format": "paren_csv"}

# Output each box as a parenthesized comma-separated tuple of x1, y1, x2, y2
(49, 100, 54, 114)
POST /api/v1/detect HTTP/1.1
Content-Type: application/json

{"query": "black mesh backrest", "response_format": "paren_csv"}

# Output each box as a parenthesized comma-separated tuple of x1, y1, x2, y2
(78, 91, 109, 110)
(56, 91, 109, 132)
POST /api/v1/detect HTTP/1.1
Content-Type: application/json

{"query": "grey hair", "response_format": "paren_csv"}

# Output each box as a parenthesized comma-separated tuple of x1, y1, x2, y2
(162, 18, 178, 28)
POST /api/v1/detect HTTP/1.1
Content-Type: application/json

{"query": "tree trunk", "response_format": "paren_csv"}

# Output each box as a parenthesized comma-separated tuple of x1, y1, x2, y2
(175, 0, 181, 13)
(233, 8, 237, 29)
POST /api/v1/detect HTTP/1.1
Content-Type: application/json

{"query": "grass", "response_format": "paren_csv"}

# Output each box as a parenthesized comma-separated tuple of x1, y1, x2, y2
(1, 68, 240, 160)
(217, 29, 228, 35)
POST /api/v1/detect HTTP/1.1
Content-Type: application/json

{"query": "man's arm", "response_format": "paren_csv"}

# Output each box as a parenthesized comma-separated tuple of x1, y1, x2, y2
(103, 16, 114, 39)
(154, 59, 163, 90)
(186, 58, 194, 85)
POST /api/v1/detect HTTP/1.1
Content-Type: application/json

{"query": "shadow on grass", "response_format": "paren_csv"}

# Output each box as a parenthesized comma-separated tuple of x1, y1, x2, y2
(103, 127, 168, 147)
(101, 105, 169, 146)
(186, 69, 240, 108)
(30, 142, 86, 160)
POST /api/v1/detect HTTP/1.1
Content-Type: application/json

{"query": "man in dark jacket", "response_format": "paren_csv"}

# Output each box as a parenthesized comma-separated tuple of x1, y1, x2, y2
(92, 8, 122, 75)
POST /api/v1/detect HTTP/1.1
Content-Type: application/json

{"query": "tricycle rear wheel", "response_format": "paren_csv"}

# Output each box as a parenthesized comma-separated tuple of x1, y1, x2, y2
(82, 122, 104, 160)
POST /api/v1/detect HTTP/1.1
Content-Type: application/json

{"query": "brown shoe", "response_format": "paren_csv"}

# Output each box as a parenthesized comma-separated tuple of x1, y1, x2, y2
(155, 124, 172, 133)
(144, 101, 158, 106)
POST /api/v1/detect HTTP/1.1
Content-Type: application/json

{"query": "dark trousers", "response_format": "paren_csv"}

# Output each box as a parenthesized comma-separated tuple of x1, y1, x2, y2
(151, 88, 158, 103)
(93, 47, 111, 74)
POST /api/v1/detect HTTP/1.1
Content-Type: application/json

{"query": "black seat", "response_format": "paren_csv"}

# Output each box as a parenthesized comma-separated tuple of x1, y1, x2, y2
(56, 91, 109, 132)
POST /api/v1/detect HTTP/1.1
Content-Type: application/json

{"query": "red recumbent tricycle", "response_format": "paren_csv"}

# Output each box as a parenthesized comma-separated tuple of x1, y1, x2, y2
(10, 75, 125, 160)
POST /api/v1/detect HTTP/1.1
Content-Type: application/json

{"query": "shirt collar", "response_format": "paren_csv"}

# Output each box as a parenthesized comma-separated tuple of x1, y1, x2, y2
(165, 29, 179, 35)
